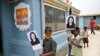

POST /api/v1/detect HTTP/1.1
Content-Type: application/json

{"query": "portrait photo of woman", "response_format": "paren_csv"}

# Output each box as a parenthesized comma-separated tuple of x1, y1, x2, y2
(67, 16, 75, 28)
(29, 32, 40, 46)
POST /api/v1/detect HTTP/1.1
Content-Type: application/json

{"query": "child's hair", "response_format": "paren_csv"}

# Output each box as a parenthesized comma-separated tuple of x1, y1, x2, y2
(45, 27, 52, 33)
(74, 26, 80, 35)
(84, 26, 87, 30)
(75, 26, 80, 32)
(71, 30, 74, 34)
(91, 18, 94, 20)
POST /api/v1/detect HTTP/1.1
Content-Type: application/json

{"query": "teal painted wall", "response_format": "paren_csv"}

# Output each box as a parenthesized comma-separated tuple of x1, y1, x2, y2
(95, 16, 100, 24)
(53, 32, 68, 51)
(83, 16, 99, 28)
(79, 16, 84, 29)
(84, 16, 91, 28)
(80, 16, 100, 28)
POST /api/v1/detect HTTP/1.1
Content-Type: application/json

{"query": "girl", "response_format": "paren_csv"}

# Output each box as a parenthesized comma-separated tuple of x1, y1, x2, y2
(71, 27, 83, 56)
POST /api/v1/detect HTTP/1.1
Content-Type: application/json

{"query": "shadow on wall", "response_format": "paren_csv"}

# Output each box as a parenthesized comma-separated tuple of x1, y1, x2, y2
(0, 27, 3, 56)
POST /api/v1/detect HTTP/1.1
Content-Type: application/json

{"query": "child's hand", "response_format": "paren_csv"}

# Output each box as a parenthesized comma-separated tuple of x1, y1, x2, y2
(87, 35, 89, 37)
(78, 45, 82, 48)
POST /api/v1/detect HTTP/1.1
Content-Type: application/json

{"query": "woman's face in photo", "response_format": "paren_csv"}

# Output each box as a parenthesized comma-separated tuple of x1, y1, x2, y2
(31, 33, 36, 41)
(69, 18, 73, 23)
(69, 17, 73, 26)
(31, 34, 35, 38)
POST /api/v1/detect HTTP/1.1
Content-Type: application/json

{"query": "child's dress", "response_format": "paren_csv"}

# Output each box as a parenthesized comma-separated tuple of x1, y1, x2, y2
(71, 35, 83, 56)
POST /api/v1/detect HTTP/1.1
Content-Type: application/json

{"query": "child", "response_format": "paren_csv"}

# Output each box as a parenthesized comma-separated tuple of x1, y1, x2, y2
(41, 27, 57, 56)
(67, 30, 74, 56)
(71, 27, 83, 56)
(82, 27, 89, 48)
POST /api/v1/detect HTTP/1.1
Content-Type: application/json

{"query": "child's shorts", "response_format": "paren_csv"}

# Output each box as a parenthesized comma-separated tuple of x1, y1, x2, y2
(83, 38, 88, 43)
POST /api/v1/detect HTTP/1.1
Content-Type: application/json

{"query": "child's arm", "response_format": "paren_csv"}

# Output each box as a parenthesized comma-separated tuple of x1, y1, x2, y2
(87, 31, 89, 38)
(81, 30, 84, 37)
(70, 39, 82, 48)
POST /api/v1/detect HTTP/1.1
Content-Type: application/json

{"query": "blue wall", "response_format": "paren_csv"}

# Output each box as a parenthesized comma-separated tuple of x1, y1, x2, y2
(80, 16, 100, 28)
(1, 0, 69, 56)
(1, 0, 43, 56)
(79, 16, 84, 29)
(84, 16, 91, 28)
(1, 0, 13, 56)
(95, 16, 100, 24)
(53, 32, 68, 51)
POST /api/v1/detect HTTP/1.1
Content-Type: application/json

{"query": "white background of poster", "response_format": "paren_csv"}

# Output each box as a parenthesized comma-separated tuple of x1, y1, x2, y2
(66, 15, 76, 30)
(27, 30, 43, 51)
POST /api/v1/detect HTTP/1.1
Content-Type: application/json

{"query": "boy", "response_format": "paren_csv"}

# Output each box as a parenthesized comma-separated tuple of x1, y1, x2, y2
(41, 27, 57, 56)
(82, 27, 89, 48)
(67, 30, 74, 56)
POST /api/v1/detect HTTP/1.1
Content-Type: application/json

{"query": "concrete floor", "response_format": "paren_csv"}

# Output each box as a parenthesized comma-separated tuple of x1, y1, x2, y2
(83, 30, 100, 56)
(59, 30, 100, 56)
(56, 44, 68, 56)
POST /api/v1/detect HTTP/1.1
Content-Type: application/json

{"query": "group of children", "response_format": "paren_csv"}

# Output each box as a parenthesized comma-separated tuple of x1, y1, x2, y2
(68, 26, 89, 56)
(40, 26, 89, 56)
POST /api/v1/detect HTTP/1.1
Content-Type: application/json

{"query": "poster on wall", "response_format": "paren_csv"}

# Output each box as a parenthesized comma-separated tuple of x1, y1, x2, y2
(66, 15, 76, 30)
(27, 30, 43, 51)
(14, 3, 31, 31)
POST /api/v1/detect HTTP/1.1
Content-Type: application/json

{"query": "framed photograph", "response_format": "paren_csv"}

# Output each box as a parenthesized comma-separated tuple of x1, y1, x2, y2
(14, 3, 31, 31)
(16, 8, 28, 25)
